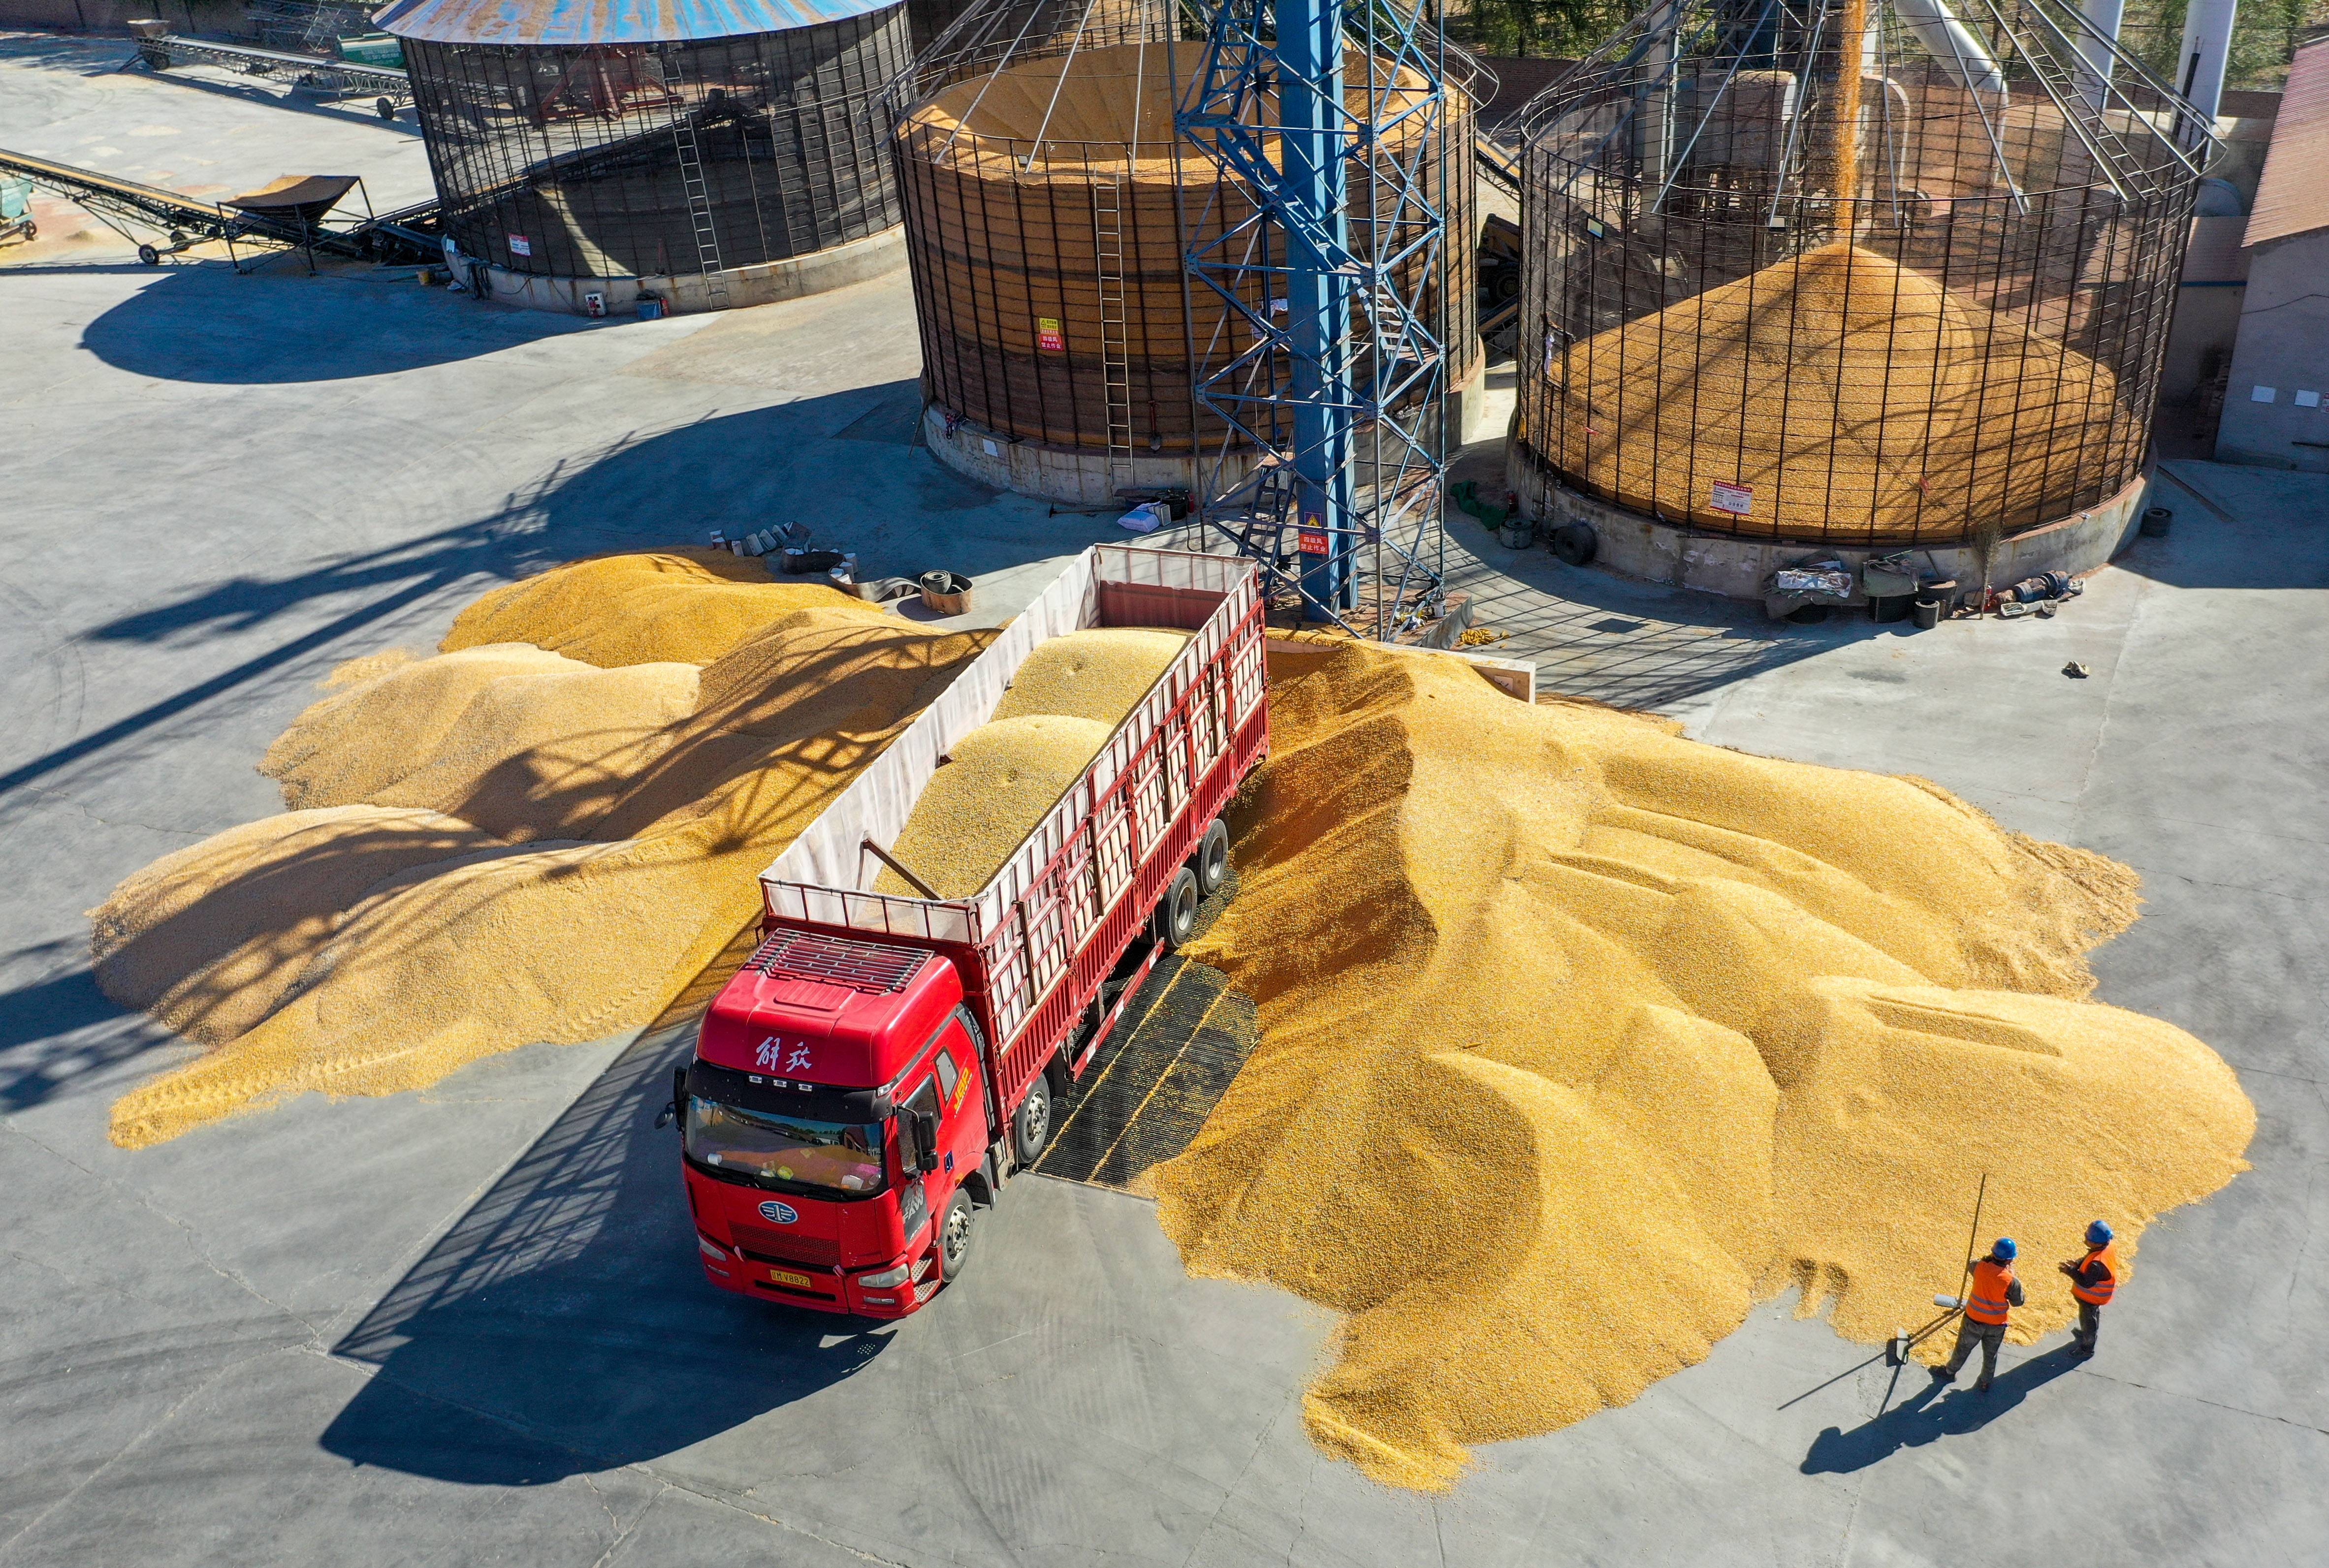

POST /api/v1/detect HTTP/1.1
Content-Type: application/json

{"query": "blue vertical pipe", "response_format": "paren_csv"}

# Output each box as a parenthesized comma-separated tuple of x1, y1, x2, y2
(1274, 0, 1354, 616)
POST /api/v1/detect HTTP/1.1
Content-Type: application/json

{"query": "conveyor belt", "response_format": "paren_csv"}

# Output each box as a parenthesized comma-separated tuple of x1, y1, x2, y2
(0, 147, 240, 240)
(0, 147, 439, 263)
(129, 33, 412, 116)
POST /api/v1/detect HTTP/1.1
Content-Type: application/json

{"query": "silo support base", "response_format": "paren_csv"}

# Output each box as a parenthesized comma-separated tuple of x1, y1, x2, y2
(468, 226, 906, 318)
(922, 405, 1255, 508)
(923, 359, 1485, 507)
(1506, 448, 2153, 604)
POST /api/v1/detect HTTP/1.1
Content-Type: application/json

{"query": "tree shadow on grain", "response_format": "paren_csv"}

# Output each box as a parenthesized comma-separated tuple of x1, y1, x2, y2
(0, 389, 957, 808)
(321, 1020, 893, 1481)
(1800, 1344, 2085, 1474)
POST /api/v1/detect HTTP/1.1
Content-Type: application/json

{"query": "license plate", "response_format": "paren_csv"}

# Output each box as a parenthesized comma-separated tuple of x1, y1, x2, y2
(768, 1268, 813, 1289)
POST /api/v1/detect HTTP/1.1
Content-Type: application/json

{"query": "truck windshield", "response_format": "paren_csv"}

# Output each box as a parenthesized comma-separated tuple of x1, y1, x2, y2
(685, 1097, 888, 1198)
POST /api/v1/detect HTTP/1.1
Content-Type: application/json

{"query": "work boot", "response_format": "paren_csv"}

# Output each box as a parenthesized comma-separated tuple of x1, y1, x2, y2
(1974, 1378, 1993, 1393)
(1930, 1367, 1954, 1383)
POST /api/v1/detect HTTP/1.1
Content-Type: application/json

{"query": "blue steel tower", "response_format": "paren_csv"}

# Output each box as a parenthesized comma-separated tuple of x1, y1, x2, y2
(1177, 0, 1452, 632)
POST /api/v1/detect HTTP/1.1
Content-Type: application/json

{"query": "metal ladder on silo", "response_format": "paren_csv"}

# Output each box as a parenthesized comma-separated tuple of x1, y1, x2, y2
(1092, 173, 1134, 496)
(659, 51, 730, 310)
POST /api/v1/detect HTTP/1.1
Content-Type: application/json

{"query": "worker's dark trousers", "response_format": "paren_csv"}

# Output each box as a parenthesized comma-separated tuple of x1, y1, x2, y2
(1944, 1318, 2006, 1387)
(2074, 1301, 2102, 1353)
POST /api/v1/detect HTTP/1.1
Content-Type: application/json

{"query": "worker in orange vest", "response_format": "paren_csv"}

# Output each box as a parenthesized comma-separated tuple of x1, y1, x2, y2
(1934, 1237, 2024, 1392)
(2059, 1219, 2119, 1358)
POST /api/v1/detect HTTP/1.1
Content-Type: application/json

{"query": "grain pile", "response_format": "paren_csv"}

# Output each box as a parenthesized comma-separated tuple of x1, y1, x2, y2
(442, 549, 867, 667)
(874, 628, 1189, 899)
(260, 646, 700, 839)
(1533, 242, 2124, 540)
(992, 627, 1191, 725)
(97, 564, 994, 1149)
(878, 716, 1115, 898)
(1152, 638, 2253, 1491)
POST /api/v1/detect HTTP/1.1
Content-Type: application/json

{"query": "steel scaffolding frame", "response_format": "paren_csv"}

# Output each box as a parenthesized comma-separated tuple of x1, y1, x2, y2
(1176, 0, 1452, 635)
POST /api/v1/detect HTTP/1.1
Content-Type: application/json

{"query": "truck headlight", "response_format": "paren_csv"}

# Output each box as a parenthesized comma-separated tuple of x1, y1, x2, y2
(859, 1263, 912, 1288)
(698, 1236, 729, 1262)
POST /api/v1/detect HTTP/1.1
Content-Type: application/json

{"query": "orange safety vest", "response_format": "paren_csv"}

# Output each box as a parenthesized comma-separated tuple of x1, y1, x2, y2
(1966, 1258, 2016, 1325)
(2072, 1243, 2118, 1306)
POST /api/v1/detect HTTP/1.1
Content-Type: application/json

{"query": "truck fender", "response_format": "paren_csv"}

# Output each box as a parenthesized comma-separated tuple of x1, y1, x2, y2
(963, 1154, 997, 1209)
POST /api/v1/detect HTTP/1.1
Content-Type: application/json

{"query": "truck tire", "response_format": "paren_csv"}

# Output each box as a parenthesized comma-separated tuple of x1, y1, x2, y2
(1194, 817, 1231, 897)
(1157, 865, 1200, 950)
(1013, 1071, 1053, 1165)
(938, 1190, 975, 1282)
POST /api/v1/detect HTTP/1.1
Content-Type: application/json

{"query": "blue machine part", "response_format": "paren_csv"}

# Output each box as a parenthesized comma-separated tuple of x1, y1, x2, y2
(1276, 0, 1355, 615)
(1177, 0, 1452, 633)
(377, 0, 901, 46)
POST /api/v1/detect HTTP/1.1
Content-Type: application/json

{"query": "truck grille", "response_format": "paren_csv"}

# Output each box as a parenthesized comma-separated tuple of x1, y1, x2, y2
(730, 1223, 840, 1267)
(748, 928, 928, 995)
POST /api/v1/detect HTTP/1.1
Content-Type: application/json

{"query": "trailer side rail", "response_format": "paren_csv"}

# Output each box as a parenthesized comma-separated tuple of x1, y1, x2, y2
(761, 546, 1266, 1068)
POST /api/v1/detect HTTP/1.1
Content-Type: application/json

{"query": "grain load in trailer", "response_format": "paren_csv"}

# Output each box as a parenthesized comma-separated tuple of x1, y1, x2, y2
(669, 546, 1266, 1315)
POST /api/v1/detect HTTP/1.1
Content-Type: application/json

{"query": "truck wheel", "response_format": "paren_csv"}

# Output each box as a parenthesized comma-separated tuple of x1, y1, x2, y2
(1013, 1071, 1053, 1164)
(1157, 865, 1200, 951)
(1194, 817, 1230, 897)
(938, 1190, 975, 1282)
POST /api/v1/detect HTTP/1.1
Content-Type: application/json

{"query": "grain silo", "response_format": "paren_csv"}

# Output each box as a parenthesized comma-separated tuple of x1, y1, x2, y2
(1511, 0, 2209, 598)
(379, 0, 913, 314)
(895, 0, 1479, 507)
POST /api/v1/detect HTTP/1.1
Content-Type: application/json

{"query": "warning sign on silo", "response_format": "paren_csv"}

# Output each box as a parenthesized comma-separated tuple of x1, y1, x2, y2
(1710, 481, 1753, 516)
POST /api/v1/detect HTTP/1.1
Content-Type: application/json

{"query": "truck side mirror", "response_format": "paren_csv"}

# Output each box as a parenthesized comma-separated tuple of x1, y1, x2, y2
(656, 1064, 687, 1131)
(912, 1110, 942, 1173)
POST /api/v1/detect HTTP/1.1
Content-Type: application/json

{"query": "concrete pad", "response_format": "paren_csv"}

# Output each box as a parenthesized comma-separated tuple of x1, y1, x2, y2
(4, 35, 2327, 1568)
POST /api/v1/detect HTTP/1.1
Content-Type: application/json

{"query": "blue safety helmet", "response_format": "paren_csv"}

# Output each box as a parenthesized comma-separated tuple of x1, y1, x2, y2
(2086, 1220, 2114, 1247)
(1993, 1237, 2017, 1261)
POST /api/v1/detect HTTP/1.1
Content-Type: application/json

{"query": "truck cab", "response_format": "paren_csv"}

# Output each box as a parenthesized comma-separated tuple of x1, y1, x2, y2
(678, 927, 999, 1317)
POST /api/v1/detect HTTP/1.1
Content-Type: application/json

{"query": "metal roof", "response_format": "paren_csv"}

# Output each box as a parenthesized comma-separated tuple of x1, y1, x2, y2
(2245, 38, 2329, 250)
(377, 0, 900, 46)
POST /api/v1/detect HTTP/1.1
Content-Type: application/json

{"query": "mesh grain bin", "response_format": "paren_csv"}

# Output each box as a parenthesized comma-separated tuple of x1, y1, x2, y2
(379, 0, 912, 314)
(1511, 0, 2207, 556)
(895, 25, 1477, 505)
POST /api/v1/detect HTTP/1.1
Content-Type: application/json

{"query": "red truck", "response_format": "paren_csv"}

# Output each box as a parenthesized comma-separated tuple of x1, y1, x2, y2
(664, 546, 1267, 1317)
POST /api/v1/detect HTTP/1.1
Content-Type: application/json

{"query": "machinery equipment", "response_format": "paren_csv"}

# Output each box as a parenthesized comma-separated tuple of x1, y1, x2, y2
(664, 546, 1265, 1315)
(126, 26, 415, 119)
(0, 148, 441, 265)
(0, 174, 33, 248)
(1178, 0, 1464, 635)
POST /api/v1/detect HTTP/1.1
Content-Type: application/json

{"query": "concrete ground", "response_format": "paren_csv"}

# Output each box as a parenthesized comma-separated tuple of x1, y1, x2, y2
(5, 36, 2327, 1568)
